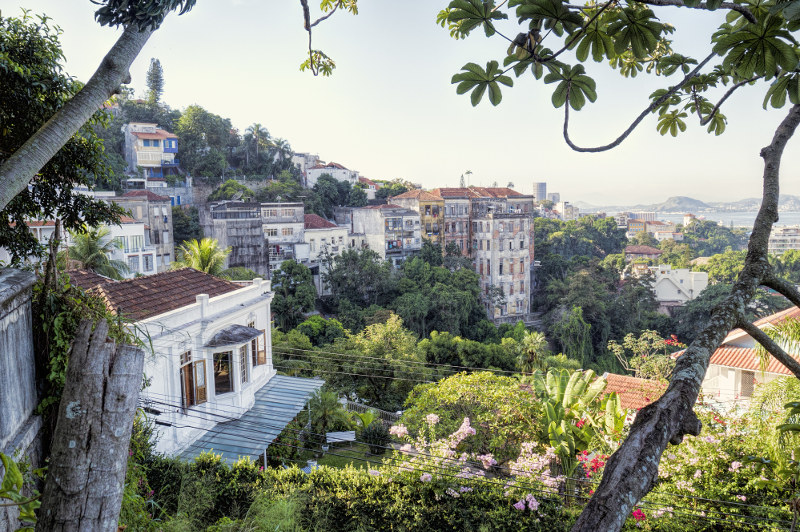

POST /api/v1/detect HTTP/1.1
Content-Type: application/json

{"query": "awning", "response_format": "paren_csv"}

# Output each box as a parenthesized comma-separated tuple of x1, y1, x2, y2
(204, 325, 262, 348)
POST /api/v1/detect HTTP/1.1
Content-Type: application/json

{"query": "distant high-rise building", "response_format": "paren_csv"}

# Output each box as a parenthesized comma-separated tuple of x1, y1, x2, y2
(547, 192, 560, 203)
(533, 182, 547, 203)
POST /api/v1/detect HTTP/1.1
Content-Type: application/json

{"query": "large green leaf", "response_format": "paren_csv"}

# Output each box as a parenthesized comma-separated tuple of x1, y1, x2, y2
(606, 7, 665, 58)
(713, 17, 799, 80)
(657, 110, 688, 136)
(451, 60, 514, 106)
(763, 72, 800, 108)
(515, 0, 583, 36)
(544, 64, 598, 110)
(446, 0, 509, 37)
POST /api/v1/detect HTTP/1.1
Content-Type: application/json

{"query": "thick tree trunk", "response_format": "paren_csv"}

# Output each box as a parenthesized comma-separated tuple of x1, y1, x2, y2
(0, 25, 153, 212)
(572, 104, 800, 531)
(36, 320, 144, 532)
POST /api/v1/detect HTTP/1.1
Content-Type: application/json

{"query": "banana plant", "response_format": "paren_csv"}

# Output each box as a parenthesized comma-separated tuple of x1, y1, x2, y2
(0, 452, 40, 531)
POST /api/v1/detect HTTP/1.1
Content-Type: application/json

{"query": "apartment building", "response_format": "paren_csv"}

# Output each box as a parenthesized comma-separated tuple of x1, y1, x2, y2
(472, 210, 534, 322)
(306, 162, 359, 188)
(769, 226, 800, 255)
(434, 188, 477, 256)
(533, 182, 547, 203)
(390, 189, 445, 247)
(350, 205, 422, 266)
(114, 190, 175, 272)
(121, 122, 180, 186)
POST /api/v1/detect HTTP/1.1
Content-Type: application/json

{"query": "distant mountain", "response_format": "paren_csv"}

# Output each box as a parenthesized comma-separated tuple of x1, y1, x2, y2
(574, 195, 800, 213)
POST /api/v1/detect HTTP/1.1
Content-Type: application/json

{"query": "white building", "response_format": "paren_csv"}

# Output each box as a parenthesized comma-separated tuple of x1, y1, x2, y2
(292, 152, 322, 183)
(261, 203, 307, 271)
(69, 268, 323, 459)
(555, 201, 579, 221)
(306, 162, 359, 188)
(358, 177, 380, 200)
(546, 192, 560, 203)
(695, 306, 800, 404)
(351, 205, 422, 266)
(304, 214, 349, 294)
(654, 231, 684, 242)
(769, 226, 800, 255)
(649, 264, 708, 312)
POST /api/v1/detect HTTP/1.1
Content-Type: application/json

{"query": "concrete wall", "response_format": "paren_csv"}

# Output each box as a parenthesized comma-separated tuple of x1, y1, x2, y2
(0, 269, 42, 532)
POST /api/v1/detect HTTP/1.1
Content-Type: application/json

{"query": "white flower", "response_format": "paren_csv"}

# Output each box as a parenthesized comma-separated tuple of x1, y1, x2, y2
(425, 413, 440, 425)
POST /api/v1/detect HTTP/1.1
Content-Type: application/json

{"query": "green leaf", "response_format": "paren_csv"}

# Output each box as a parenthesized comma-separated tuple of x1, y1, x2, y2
(446, 0, 508, 38)
(607, 7, 665, 59)
(657, 110, 688, 136)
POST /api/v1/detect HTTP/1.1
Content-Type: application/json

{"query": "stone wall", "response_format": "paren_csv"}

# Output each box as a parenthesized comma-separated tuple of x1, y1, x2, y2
(0, 269, 42, 532)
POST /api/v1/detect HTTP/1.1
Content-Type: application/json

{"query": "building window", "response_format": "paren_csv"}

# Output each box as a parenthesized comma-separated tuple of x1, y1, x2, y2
(162, 230, 169, 243)
(143, 254, 153, 271)
(499, 222, 504, 232)
(128, 255, 139, 273)
(520, 239, 525, 249)
(213, 351, 233, 395)
(500, 240, 504, 251)
(263, 209, 278, 217)
(282, 208, 295, 217)
(741, 370, 755, 397)
(310, 239, 316, 251)
(520, 280, 525, 292)
(265, 228, 278, 237)
(180, 351, 207, 408)
(282, 227, 294, 236)
(130, 235, 144, 251)
(425, 205, 431, 216)
(499, 263, 504, 275)
(240, 345, 248, 384)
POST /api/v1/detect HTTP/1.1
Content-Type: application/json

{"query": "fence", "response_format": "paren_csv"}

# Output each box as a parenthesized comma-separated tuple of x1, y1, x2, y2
(343, 400, 401, 427)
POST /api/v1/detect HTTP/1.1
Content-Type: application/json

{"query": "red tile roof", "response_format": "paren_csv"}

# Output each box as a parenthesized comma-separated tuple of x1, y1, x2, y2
(390, 189, 442, 201)
(91, 268, 241, 321)
(358, 177, 378, 187)
(310, 162, 348, 170)
(603, 373, 667, 410)
(304, 214, 338, 230)
(131, 128, 177, 139)
(433, 187, 482, 198)
(121, 190, 171, 202)
(625, 245, 663, 255)
(707, 345, 796, 375)
(363, 204, 405, 210)
(67, 270, 115, 291)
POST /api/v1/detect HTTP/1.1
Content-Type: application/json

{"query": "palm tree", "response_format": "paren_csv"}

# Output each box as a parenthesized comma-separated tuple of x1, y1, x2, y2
(517, 331, 551, 375)
(270, 137, 292, 165)
(172, 238, 231, 277)
(245, 123, 269, 160)
(65, 226, 129, 280)
(308, 389, 351, 443)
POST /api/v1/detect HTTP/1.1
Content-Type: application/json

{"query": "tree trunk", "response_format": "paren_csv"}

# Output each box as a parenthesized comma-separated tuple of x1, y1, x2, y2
(36, 320, 144, 532)
(0, 25, 153, 213)
(572, 104, 800, 531)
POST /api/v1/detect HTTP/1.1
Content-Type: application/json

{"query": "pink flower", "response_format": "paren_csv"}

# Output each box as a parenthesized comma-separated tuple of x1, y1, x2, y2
(576, 419, 585, 428)
(399, 444, 413, 454)
(368, 469, 380, 476)
(478, 453, 497, 469)
(729, 461, 742, 472)
(425, 413, 440, 425)
(632, 509, 646, 522)
(459, 486, 473, 493)
(446, 488, 460, 498)
(420, 473, 432, 482)
(736, 495, 747, 502)
(389, 424, 408, 438)
(513, 500, 526, 511)
(526, 494, 539, 511)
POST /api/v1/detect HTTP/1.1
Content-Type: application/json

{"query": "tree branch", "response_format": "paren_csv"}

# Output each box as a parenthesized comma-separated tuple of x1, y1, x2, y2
(738, 320, 800, 379)
(310, 4, 338, 27)
(562, 52, 716, 153)
(0, 25, 153, 213)
(699, 76, 761, 126)
(571, 104, 800, 532)
(763, 274, 800, 309)
(638, 0, 757, 23)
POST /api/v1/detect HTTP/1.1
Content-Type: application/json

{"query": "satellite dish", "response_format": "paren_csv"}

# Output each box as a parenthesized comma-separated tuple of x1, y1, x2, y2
(232, 191, 243, 201)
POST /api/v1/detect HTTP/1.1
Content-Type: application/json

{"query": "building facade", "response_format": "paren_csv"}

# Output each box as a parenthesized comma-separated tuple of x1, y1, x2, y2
(306, 162, 358, 188)
(533, 182, 547, 203)
(769, 226, 800, 255)
(350, 205, 422, 266)
(114, 190, 175, 272)
(121, 122, 180, 185)
(389, 190, 445, 247)
(435, 188, 477, 256)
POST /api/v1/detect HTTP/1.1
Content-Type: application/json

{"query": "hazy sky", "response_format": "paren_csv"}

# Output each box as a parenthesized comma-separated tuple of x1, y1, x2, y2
(10, 1, 800, 205)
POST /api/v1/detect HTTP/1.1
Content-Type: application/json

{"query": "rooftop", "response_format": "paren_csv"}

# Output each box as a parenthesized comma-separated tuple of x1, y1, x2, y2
(624, 245, 663, 255)
(390, 189, 443, 201)
(120, 190, 171, 202)
(304, 214, 338, 230)
(86, 268, 242, 321)
(603, 373, 667, 410)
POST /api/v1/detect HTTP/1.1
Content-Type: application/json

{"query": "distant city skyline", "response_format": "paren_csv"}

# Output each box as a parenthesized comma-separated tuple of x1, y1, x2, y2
(12, 1, 800, 205)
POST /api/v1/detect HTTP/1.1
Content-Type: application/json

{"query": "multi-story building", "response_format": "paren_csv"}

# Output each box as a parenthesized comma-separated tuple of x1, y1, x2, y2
(0, 217, 157, 278)
(614, 212, 631, 229)
(627, 219, 647, 235)
(647, 264, 708, 314)
(351, 205, 422, 266)
(546, 192, 560, 204)
(306, 162, 359, 188)
(631, 211, 657, 222)
(434, 188, 478, 256)
(472, 210, 534, 322)
(358, 177, 380, 200)
(291, 152, 321, 185)
(121, 122, 180, 186)
(389, 189, 445, 247)
(533, 182, 547, 203)
(261, 203, 306, 271)
(304, 214, 349, 294)
(769, 226, 800, 255)
(114, 190, 175, 272)
(555, 201, 579, 221)
(206, 202, 269, 276)
(645, 220, 677, 235)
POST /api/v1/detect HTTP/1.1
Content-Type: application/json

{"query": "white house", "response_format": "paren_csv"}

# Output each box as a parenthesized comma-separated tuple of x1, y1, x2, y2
(306, 162, 359, 188)
(769, 226, 800, 255)
(649, 264, 708, 313)
(69, 268, 323, 460)
(303, 214, 349, 294)
(694, 306, 800, 404)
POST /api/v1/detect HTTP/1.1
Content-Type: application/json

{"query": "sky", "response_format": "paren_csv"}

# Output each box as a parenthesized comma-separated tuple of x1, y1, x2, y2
(8, 0, 800, 205)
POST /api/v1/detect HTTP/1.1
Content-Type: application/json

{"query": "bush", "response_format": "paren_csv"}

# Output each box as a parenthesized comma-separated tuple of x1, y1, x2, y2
(361, 422, 390, 455)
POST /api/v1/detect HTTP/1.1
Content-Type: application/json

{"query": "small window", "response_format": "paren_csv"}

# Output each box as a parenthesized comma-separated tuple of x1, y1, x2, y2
(240, 345, 248, 384)
(265, 228, 278, 237)
(214, 351, 233, 395)
(282, 227, 294, 236)
(144, 254, 154, 271)
(128, 256, 139, 273)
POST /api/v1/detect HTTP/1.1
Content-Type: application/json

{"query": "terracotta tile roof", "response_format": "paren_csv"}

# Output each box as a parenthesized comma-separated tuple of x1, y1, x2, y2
(358, 177, 378, 187)
(624, 245, 663, 255)
(722, 306, 800, 344)
(131, 128, 177, 139)
(67, 270, 115, 291)
(310, 162, 348, 170)
(121, 190, 171, 202)
(304, 214, 338, 229)
(484, 187, 524, 197)
(603, 373, 667, 410)
(390, 189, 443, 201)
(433, 187, 481, 198)
(706, 345, 796, 375)
(91, 268, 241, 321)
(363, 204, 404, 210)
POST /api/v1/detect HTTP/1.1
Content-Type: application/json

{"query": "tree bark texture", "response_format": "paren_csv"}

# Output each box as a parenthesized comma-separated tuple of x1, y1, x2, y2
(572, 104, 800, 532)
(0, 25, 152, 212)
(35, 320, 144, 532)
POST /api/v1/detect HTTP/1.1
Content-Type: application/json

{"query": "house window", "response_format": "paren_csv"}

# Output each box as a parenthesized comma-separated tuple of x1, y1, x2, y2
(180, 351, 207, 408)
(520, 280, 525, 292)
(520, 239, 525, 249)
(500, 240, 504, 251)
(499, 262, 504, 275)
(214, 351, 233, 395)
(282, 227, 294, 236)
(240, 345, 248, 384)
(265, 228, 278, 237)
(162, 230, 169, 243)
(310, 239, 316, 251)
(282, 208, 295, 217)
(128, 256, 139, 273)
(741, 370, 755, 397)
(143, 254, 154, 271)
(263, 209, 278, 217)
